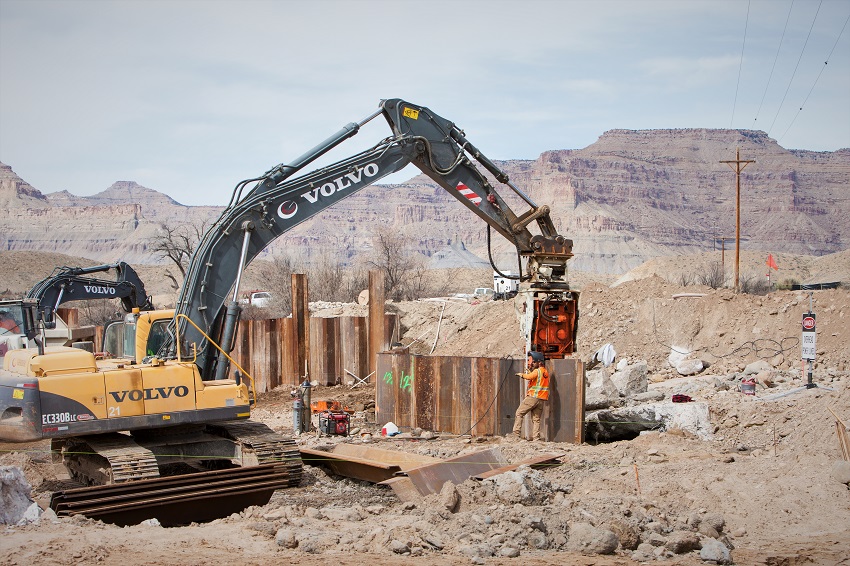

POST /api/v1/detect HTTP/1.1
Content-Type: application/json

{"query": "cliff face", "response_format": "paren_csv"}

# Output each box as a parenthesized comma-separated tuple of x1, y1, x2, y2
(0, 128, 847, 273)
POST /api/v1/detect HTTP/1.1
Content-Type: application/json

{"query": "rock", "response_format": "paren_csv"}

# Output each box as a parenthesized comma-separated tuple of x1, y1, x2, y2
(585, 369, 622, 409)
(485, 469, 533, 505)
(422, 534, 444, 550)
(248, 521, 278, 537)
(664, 531, 701, 554)
(440, 481, 460, 512)
(668, 347, 690, 368)
(756, 370, 775, 387)
(39, 507, 58, 524)
(743, 360, 772, 375)
(644, 520, 665, 533)
(632, 542, 656, 561)
(275, 528, 298, 549)
(566, 522, 619, 555)
(527, 531, 550, 550)
(698, 523, 720, 539)
(16, 502, 42, 526)
(676, 359, 705, 376)
(322, 506, 364, 522)
(832, 461, 850, 484)
(611, 360, 649, 396)
(389, 540, 410, 554)
(632, 390, 665, 403)
(457, 543, 494, 558)
(699, 538, 732, 564)
(702, 513, 726, 533)
(0, 466, 35, 526)
(298, 537, 321, 554)
(498, 546, 521, 557)
(607, 519, 640, 550)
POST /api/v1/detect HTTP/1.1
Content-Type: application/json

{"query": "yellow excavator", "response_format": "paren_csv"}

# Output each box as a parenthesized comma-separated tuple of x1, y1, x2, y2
(0, 98, 578, 525)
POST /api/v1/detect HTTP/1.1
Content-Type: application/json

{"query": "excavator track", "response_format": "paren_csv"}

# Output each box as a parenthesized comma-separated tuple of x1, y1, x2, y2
(206, 420, 303, 486)
(52, 434, 160, 485)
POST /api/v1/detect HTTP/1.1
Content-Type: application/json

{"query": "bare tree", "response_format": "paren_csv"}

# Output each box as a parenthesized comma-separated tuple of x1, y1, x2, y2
(248, 255, 297, 318)
(739, 272, 771, 295)
(364, 226, 424, 301)
(697, 261, 727, 289)
(147, 220, 210, 289)
(71, 299, 123, 328)
(308, 254, 346, 302)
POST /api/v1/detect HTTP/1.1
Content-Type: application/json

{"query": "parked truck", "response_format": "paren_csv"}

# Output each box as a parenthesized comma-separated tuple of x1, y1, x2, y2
(493, 271, 519, 300)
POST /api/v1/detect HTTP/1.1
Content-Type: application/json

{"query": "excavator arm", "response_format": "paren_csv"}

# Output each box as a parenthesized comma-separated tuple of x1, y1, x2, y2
(26, 262, 154, 330)
(168, 98, 576, 379)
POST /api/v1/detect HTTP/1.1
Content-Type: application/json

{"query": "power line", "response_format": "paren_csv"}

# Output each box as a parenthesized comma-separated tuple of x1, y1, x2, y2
(778, 11, 850, 144)
(731, 0, 752, 128)
(767, 0, 823, 136)
(752, 0, 795, 130)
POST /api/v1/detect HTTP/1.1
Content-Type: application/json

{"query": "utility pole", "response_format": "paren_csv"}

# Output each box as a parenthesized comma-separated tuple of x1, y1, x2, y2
(720, 148, 755, 292)
(715, 237, 736, 273)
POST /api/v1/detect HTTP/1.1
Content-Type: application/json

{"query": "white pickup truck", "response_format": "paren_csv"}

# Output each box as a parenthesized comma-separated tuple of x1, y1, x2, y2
(241, 291, 272, 308)
(453, 288, 494, 301)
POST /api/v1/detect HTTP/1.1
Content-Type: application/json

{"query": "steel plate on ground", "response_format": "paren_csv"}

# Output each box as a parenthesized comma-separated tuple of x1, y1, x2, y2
(50, 463, 296, 527)
(404, 447, 508, 496)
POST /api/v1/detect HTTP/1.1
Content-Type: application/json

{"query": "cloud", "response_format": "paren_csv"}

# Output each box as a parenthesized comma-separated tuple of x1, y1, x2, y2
(637, 55, 740, 90)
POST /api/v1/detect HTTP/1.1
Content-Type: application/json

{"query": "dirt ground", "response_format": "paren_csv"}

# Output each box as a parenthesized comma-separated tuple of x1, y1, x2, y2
(3, 271, 850, 564)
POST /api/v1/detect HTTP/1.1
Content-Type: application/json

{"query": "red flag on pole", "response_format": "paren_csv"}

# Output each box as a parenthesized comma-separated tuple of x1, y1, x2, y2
(767, 254, 778, 270)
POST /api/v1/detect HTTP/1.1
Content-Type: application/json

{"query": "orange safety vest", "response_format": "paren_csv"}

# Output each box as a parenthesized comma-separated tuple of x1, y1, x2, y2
(521, 366, 550, 400)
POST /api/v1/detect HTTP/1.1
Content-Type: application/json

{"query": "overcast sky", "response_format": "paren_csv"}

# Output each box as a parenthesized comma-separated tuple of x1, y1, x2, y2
(1, 0, 848, 206)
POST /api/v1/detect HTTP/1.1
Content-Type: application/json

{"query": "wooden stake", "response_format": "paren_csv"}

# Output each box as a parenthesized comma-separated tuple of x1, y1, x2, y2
(827, 407, 850, 461)
(633, 463, 642, 496)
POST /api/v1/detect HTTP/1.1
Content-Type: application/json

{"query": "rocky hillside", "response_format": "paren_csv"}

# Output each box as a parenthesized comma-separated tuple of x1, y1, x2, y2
(1, 128, 847, 272)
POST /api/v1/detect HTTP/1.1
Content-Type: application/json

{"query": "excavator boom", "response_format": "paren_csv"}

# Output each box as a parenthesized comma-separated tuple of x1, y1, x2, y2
(170, 98, 575, 380)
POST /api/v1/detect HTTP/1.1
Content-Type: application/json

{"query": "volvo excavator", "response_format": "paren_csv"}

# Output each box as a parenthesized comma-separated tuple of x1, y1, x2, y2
(0, 262, 154, 358)
(0, 98, 578, 525)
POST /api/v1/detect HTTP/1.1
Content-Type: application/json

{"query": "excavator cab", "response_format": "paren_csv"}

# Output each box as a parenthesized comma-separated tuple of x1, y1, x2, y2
(0, 300, 39, 357)
(102, 310, 173, 362)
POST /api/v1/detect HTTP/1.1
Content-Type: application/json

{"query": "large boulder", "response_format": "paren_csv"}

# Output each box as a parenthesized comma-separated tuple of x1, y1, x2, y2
(610, 360, 648, 397)
(566, 522, 619, 555)
(0, 466, 39, 525)
(675, 359, 706, 376)
(585, 369, 621, 410)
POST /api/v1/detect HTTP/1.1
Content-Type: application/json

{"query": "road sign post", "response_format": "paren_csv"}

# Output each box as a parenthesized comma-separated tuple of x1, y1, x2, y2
(801, 311, 817, 389)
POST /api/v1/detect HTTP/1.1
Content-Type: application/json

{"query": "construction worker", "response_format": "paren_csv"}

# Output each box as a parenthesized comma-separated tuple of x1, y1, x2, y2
(509, 350, 550, 441)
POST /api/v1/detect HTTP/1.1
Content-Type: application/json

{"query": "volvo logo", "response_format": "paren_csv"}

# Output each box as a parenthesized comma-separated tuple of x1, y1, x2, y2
(299, 163, 380, 204)
(109, 385, 190, 402)
(277, 200, 298, 220)
(83, 285, 116, 295)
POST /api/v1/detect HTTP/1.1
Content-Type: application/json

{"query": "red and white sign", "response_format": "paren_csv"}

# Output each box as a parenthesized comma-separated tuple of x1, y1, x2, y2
(802, 314, 816, 331)
(801, 312, 816, 361)
(457, 183, 482, 207)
